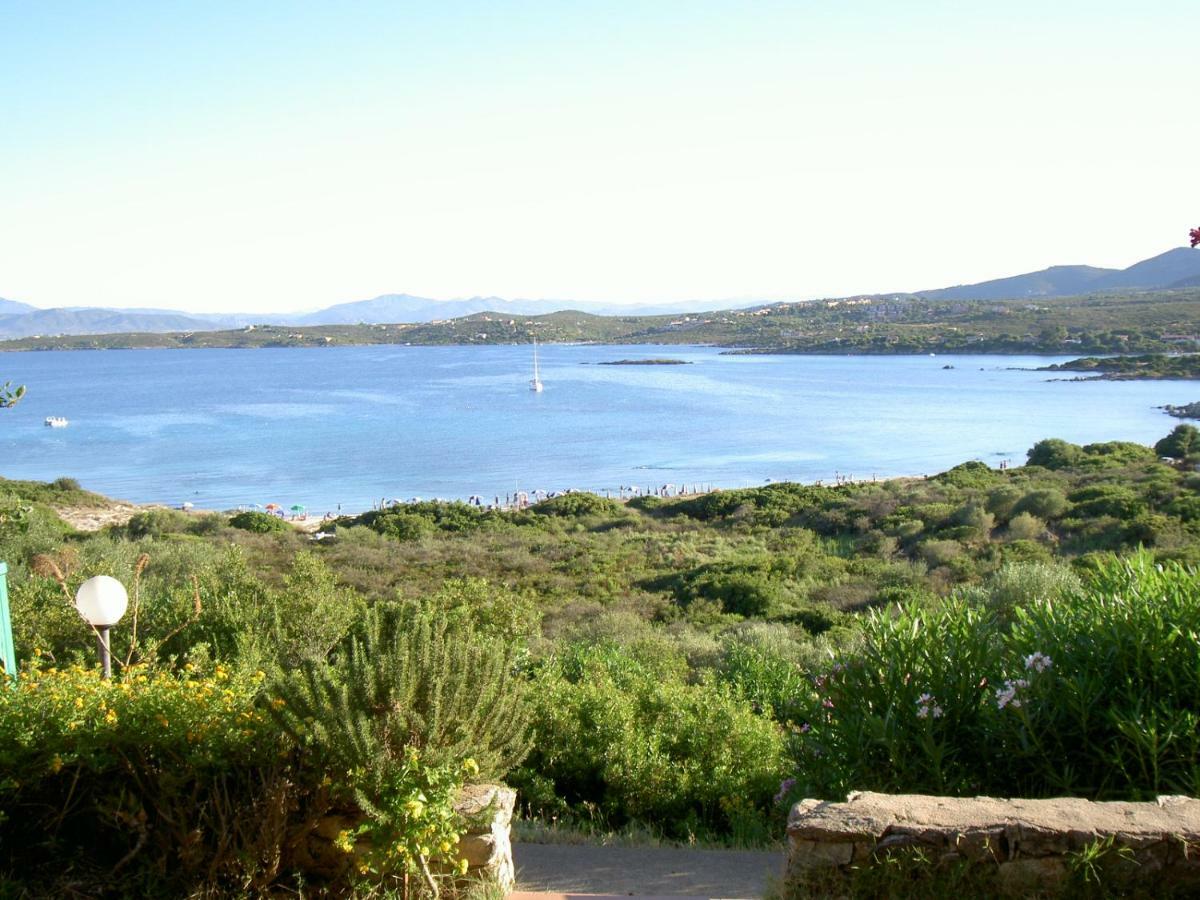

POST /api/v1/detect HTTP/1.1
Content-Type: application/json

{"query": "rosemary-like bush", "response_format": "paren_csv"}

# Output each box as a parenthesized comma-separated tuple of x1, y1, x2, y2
(272, 600, 532, 780)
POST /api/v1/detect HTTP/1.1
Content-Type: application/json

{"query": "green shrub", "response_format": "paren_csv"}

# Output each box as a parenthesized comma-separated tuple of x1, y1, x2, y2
(228, 509, 290, 533)
(1155, 424, 1200, 459)
(918, 538, 963, 567)
(718, 640, 811, 724)
(273, 601, 531, 780)
(126, 507, 196, 538)
(516, 643, 787, 838)
(1067, 484, 1146, 519)
(933, 460, 999, 489)
(982, 561, 1081, 618)
(1012, 488, 1069, 520)
(1027, 438, 1083, 469)
(985, 484, 1024, 521)
(1005, 512, 1046, 542)
(533, 492, 623, 518)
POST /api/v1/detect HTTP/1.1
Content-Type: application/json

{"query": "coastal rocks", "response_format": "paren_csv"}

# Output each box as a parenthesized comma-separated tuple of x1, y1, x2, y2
(787, 792, 1200, 893)
(1162, 401, 1200, 419)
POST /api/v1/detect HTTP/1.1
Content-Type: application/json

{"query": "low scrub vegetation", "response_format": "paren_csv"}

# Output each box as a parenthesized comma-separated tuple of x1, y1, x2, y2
(2, 429, 1200, 893)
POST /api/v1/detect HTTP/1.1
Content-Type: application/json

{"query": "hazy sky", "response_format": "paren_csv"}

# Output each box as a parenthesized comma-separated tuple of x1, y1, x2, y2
(2, 1, 1196, 314)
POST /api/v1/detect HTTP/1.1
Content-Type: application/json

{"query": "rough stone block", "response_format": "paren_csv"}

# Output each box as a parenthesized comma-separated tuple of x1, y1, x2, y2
(786, 792, 1200, 893)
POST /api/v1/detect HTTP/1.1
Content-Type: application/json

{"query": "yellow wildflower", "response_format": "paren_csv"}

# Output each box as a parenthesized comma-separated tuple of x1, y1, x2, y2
(404, 799, 426, 819)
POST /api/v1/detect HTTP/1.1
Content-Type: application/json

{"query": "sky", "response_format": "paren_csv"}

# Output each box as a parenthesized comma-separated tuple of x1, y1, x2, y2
(1, 1, 1197, 314)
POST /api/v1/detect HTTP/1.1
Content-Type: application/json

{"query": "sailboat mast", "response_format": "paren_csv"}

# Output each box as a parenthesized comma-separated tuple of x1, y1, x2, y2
(530, 338, 544, 391)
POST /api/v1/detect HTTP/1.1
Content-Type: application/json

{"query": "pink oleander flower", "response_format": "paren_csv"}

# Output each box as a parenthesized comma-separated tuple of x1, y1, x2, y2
(1023, 652, 1053, 673)
(995, 678, 1030, 709)
(774, 777, 797, 805)
(1191, 227, 1200, 249)
(915, 692, 944, 719)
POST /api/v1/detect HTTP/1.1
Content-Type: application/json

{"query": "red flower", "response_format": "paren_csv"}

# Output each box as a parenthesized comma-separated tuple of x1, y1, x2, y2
(1191, 227, 1200, 249)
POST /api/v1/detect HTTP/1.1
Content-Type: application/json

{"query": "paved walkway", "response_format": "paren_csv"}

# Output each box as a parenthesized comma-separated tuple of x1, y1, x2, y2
(512, 843, 784, 899)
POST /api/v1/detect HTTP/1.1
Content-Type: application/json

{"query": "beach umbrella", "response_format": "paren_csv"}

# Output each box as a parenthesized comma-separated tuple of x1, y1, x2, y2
(265, 503, 280, 510)
(289, 504, 305, 513)
(181, 502, 194, 510)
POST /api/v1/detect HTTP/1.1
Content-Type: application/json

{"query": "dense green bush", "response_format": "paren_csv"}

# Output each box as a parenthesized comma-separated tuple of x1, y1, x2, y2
(228, 509, 290, 533)
(1012, 488, 1069, 520)
(790, 553, 1200, 801)
(1027, 438, 1083, 469)
(1155, 424, 1200, 459)
(273, 601, 531, 779)
(532, 491, 623, 518)
(515, 642, 787, 839)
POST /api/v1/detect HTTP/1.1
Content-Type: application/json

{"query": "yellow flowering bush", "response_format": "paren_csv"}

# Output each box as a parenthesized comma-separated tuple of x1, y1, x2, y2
(0, 661, 289, 894)
(0, 660, 276, 779)
(341, 749, 476, 889)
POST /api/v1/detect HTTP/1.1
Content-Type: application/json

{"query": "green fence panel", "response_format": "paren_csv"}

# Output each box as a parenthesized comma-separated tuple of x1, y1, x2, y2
(0, 561, 15, 679)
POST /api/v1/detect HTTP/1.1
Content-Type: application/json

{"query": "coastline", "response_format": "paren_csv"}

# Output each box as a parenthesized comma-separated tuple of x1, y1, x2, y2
(46, 471, 938, 533)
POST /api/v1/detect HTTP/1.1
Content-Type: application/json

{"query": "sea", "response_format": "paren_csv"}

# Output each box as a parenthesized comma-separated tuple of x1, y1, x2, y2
(0, 344, 1193, 514)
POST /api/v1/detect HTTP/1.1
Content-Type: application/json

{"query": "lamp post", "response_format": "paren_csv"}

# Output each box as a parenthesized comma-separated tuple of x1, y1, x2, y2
(75, 576, 128, 678)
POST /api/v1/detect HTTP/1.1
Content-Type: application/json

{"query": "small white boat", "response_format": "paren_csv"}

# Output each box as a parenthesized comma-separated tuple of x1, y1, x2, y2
(530, 339, 544, 393)
(44, 416, 69, 428)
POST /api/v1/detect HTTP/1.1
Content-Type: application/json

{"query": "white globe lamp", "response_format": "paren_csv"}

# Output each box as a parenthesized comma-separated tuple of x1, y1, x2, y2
(75, 575, 128, 677)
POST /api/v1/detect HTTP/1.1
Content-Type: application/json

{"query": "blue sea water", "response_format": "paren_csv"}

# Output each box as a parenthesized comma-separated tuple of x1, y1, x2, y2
(0, 345, 1193, 514)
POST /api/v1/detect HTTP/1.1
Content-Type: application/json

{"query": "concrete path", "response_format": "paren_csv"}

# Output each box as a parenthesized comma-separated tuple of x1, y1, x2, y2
(512, 843, 784, 899)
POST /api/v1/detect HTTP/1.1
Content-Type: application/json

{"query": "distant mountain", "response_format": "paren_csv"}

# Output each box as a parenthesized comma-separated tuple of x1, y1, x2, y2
(0, 308, 217, 339)
(0, 297, 35, 316)
(292, 293, 714, 325)
(2, 247, 1197, 340)
(911, 248, 1200, 301)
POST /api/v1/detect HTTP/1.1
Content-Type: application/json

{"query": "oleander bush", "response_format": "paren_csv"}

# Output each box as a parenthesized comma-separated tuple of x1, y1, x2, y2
(785, 553, 1200, 803)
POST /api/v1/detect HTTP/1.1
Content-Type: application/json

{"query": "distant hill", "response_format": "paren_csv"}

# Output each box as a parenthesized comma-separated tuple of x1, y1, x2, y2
(912, 248, 1200, 301)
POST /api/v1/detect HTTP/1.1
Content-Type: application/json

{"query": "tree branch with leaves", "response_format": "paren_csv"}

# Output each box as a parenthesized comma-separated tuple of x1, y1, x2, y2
(0, 381, 24, 408)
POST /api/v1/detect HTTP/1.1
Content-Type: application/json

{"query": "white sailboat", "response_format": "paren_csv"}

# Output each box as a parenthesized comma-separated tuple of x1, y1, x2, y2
(530, 339, 544, 393)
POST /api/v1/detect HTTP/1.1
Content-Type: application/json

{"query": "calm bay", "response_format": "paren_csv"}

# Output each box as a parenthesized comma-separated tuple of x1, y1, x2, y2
(0, 344, 1191, 514)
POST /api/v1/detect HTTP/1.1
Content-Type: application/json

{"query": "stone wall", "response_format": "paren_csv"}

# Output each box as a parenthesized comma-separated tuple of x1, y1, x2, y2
(455, 783, 516, 891)
(788, 791, 1200, 894)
